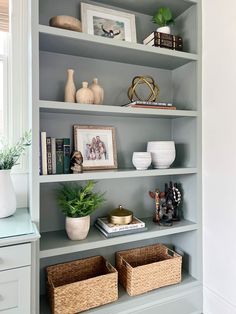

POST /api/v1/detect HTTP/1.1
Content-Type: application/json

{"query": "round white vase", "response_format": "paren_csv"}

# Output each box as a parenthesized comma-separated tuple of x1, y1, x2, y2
(65, 215, 90, 240)
(157, 26, 171, 34)
(0, 170, 17, 218)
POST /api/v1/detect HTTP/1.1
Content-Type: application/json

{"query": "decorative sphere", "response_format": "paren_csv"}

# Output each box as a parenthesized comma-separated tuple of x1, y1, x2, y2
(127, 75, 160, 102)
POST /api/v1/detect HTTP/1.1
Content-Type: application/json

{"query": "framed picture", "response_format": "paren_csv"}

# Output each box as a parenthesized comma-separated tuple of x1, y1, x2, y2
(81, 3, 137, 43)
(74, 125, 117, 170)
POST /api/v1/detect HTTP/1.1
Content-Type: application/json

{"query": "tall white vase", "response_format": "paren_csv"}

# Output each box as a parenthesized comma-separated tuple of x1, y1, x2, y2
(0, 170, 16, 218)
(64, 69, 76, 103)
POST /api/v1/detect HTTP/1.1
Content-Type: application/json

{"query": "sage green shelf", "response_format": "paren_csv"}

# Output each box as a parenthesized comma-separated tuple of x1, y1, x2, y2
(40, 272, 200, 314)
(40, 218, 198, 259)
(96, 0, 197, 17)
(39, 101, 198, 118)
(39, 168, 197, 183)
(39, 25, 198, 70)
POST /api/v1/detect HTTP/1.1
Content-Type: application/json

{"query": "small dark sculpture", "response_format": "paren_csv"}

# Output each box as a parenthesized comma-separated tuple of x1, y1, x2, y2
(71, 151, 83, 174)
(101, 25, 121, 38)
(149, 181, 181, 226)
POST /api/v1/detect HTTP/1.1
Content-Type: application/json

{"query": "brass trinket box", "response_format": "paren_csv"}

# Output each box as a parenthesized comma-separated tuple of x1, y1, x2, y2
(109, 205, 133, 225)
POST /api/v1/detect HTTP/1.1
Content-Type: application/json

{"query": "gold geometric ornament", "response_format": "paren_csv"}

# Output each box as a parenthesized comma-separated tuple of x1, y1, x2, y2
(127, 75, 160, 102)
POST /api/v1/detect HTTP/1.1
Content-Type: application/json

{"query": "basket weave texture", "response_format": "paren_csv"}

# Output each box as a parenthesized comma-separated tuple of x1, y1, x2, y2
(116, 243, 182, 296)
(47, 255, 118, 314)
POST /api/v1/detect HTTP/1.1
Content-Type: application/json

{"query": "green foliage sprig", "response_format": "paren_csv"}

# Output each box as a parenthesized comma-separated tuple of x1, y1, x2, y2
(0, 130, 31, 170)
(152, 7, 174, 27)
(57, 181, 105, 218)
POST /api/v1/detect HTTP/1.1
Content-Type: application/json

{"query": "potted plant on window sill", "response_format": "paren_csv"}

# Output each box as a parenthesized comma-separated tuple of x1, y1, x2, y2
(152, 7, 174, 34)
(57, 181, 105, 240)
(0, 131, 31, 218)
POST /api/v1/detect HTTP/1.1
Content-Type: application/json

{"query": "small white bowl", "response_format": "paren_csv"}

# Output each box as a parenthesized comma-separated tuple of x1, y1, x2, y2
(132, 152, 151, 170)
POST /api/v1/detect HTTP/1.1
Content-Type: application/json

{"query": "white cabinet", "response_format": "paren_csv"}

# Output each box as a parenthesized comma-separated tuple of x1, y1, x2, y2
(0, 244, 31, 271)
(0, 266, 31, 314)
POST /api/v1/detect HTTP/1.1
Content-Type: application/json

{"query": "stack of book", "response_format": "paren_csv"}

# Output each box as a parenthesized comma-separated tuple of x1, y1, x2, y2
(122, 101, 176, 110)
(143, 31, 183, 51)
(40, 132, 71, 175)
(95, 216, 147, 238)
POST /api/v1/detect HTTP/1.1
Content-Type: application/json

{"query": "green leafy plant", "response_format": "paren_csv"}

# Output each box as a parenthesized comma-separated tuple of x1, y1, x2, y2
(0, 130, 31, 170)
(152, 7, 174, 27)
(57, 181, 105, 218)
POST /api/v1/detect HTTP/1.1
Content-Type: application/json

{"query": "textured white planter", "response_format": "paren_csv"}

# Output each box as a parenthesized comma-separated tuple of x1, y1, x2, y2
(157, 26, 171, 34)
(132, 152, 152, 170)
(147, 141, 176, 169)
(0, 170, 16, 218)
(65, 215, 90, 240)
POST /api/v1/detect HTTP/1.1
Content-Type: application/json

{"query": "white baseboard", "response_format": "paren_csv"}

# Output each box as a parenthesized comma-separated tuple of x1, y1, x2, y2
(203, 286, 236, 314)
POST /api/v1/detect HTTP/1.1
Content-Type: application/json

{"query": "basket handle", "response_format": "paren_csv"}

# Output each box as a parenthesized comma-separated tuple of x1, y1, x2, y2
(106, 261, 114, 272)
(119, 256, 129, 268)
(166, 247, 179, 257)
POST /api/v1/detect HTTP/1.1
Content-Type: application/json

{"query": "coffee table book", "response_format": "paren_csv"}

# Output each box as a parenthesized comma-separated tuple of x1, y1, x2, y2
(95, 223, 147, 238)
(96, 216, 145, 233)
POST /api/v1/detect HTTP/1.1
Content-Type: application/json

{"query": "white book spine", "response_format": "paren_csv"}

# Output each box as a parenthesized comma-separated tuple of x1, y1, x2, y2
(51, 138, 56, 174)
(97, 218, 145, 233)
(41, 132, 47, 175)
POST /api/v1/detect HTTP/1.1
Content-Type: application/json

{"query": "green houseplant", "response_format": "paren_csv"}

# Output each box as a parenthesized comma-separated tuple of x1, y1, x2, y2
(0, 131, 31, 219)
(57, 181, 105, 240)
(152, 7, 174, 34)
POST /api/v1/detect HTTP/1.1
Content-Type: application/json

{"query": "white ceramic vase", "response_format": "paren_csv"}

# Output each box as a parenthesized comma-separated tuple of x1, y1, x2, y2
(65, 215, 90, 240)
(76, 81, 94, 104)
(157, 26, 171, 34)
(0, 170, 16, 218)
(64, 69, 76, 103)
(89, 78, 104, 105)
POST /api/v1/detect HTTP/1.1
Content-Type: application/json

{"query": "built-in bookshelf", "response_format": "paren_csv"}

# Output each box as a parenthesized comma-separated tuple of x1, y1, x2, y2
(30, 0, 202, 313)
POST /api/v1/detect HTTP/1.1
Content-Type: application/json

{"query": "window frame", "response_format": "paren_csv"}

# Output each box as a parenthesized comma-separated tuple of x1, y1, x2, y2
(0, 32, 9, 137)
(1, 0, 30, 173)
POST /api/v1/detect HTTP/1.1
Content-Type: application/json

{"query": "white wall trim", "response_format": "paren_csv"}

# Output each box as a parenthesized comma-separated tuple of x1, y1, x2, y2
(204, 286, 236, 314)
(9, 0, 29, 173)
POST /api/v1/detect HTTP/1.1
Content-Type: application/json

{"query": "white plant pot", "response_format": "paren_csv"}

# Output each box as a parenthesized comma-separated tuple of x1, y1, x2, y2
(157, 26, 171, 34)
(0, 170, 16, 219)
(132, 152, 152, 170)
(65, 215, 90, 240)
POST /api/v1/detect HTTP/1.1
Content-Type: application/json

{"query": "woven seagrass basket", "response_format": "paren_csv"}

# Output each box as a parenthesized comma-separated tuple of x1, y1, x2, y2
(47, 255, 118, 314)
(116, 243, 182, 296)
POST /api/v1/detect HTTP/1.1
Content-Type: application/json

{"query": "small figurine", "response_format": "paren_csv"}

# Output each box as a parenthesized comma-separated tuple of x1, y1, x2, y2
(71, 151, 83, 173)
(149, 181, 182, 226)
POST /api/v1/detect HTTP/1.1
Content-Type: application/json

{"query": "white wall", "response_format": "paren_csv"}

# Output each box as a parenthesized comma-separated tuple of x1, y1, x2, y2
(12, 173, 28, 208)
(203, 1, 236, 313)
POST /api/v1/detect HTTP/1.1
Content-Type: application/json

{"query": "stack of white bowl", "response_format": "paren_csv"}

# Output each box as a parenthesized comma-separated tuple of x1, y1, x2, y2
(132, 152, 152, 170)
(147, 141, 176, 169)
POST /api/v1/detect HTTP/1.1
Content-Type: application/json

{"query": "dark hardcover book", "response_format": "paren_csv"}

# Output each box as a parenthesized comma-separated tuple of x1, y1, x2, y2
(147, 38, 183, 51)
(143, 31, 183, 45)
(56, 139, 64, 174)
(46, 137, 52, 175)
(95, 223, 148, 238)
(51, 138, 56, 175)
(63, 138, 70, 174)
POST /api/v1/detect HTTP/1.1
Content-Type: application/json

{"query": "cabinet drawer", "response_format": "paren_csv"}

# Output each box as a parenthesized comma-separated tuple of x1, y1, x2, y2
(0, 243, 31, 271)
(0, 267, 31, 313)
